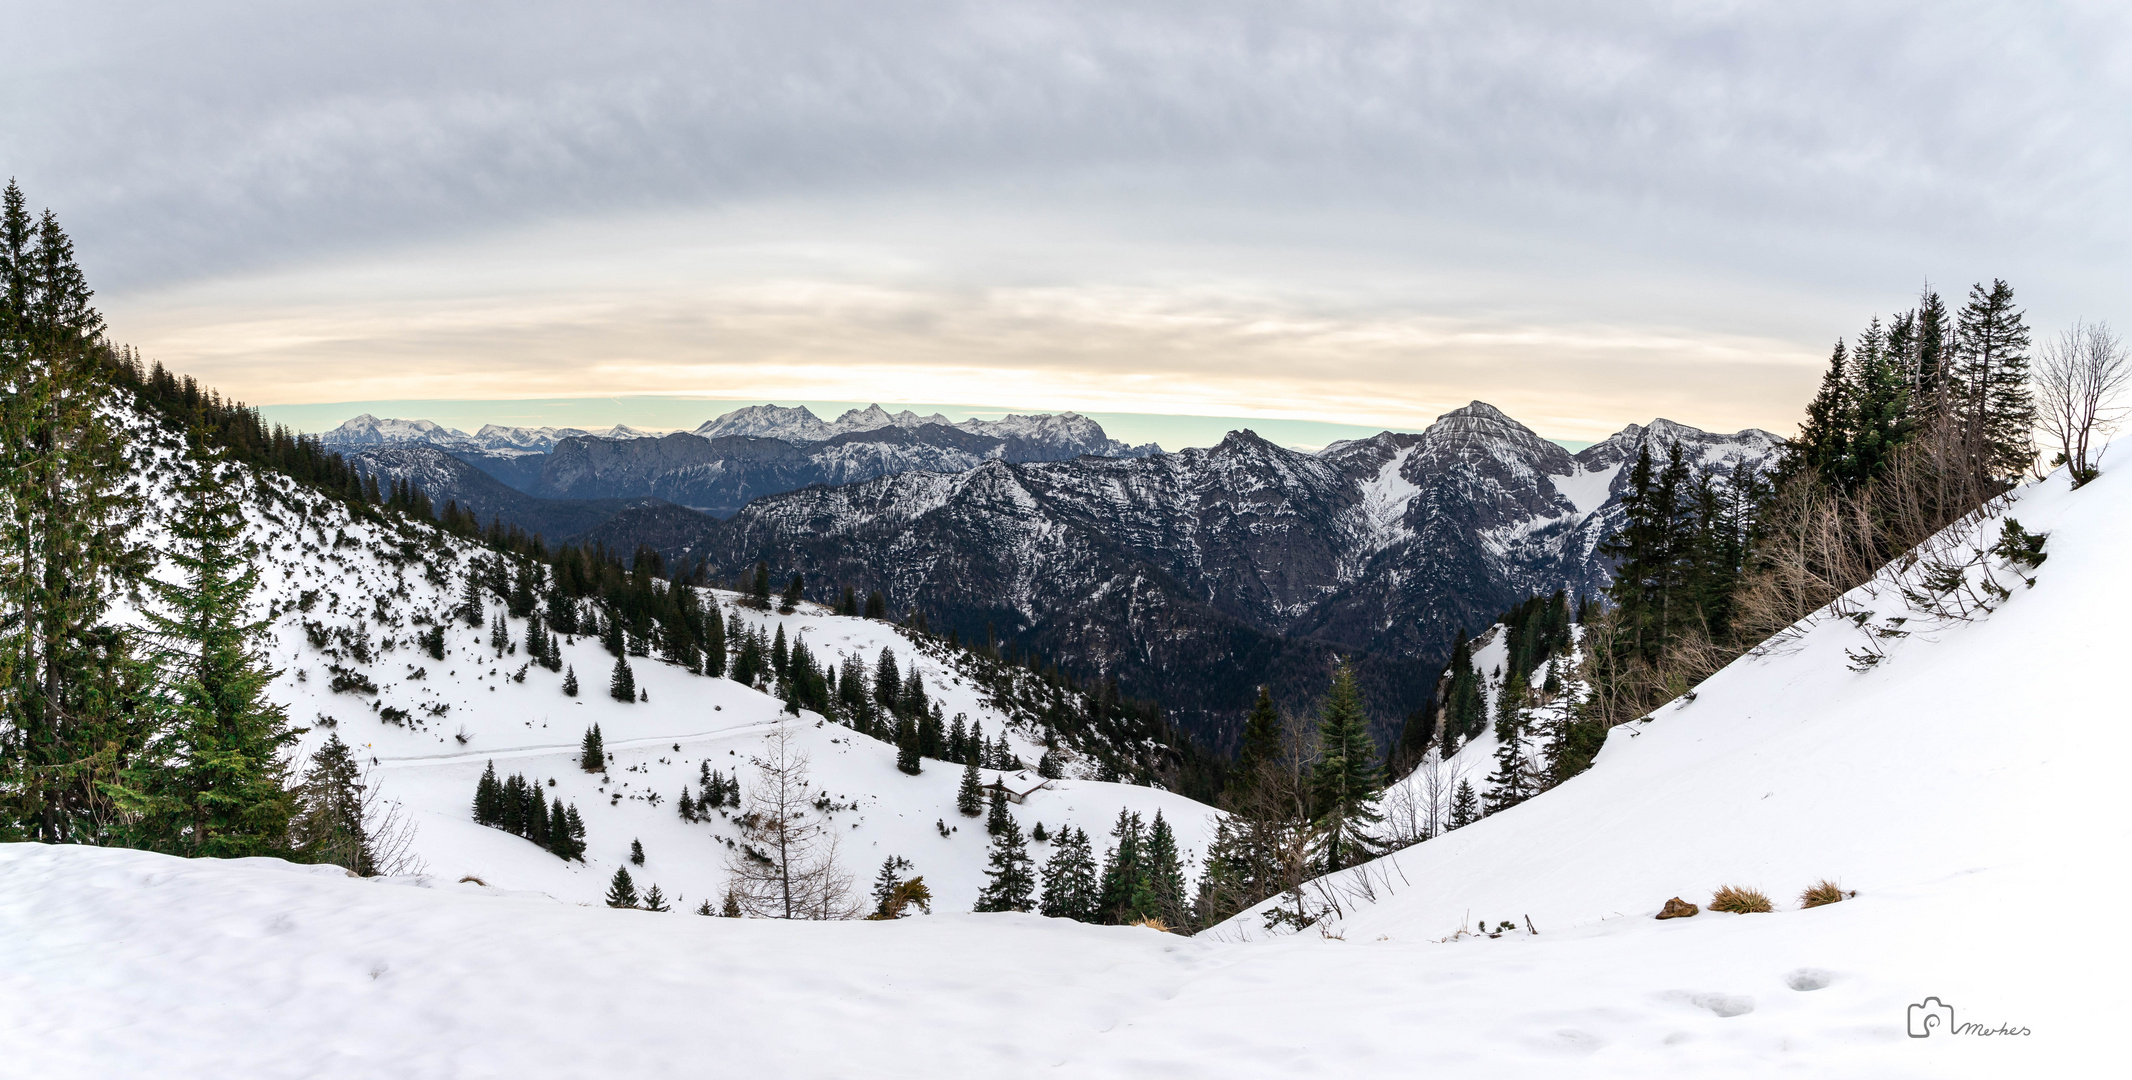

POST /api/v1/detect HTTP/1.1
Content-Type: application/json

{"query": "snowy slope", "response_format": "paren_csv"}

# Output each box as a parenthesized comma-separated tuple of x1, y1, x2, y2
(5, 445, 2115, 1075)
(119, 401, 1222, 913)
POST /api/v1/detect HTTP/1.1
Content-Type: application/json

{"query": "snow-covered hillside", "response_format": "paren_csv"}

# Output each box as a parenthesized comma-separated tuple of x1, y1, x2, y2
(123, 403, 1222, 913)
(8, 434, 2111, 1076)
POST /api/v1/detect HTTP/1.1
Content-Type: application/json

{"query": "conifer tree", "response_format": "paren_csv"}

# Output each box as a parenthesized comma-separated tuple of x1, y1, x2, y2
(1485, 671, 1536, 813)
(985, 784, 1011, 835)
(697, 899, 715, 916)
(721, 889, 742, 917)
(1953, 278, 2037, 480)
(0, 191, 147, 845)
(1447, 778, 1480, 830)
(957, 754, 984, 816)
(948, 714, 968, 763)
(873, 647, 901, 711)
(562, 664, 579, 697)
(642, 884, 670, 912)
(895, 716, 922, 775)
(779, 573, 803, 614)
(770, 623, 788, 679)
(973, 819, 1035, 913)
(1226, 685, 1282, 803)
(1307, 661, 1383, 872)
(561, 803, 587, 859)
(109, 457, 296, 857)
(839, 585, 857, 616)
(605, 866, 639, 908)
(1143, 811, 1188, 930)
(1097, 809, 1147, 924)
(701, 603, 726, 678)
(748, 561, 773, 609)
(864, 591, 886, 619)
(609, 656, 636, 703)
(678, 787, 696, 822)
(547, 797, 574, 858)
(474, 760, 501, 825)
(459, 571, 484, 628)
(290, 733, 372, 874)
(630, 837, 645, 866)
(1039, 827, 1100, 922)
(579, 724, 603, 772)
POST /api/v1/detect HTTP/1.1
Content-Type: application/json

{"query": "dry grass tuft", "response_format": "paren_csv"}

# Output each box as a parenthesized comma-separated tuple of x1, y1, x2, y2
(1130, 916, 1172, 933)
(1798, 880, 1853, 908)
(1708, 885, 1773, 914)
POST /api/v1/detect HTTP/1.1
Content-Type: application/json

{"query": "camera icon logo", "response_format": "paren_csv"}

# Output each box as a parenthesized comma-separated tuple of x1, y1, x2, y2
(1907, 997, 1954, 1038)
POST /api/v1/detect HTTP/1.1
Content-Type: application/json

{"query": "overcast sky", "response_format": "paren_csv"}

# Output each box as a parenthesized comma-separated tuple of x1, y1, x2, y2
(7, 1, 2127, 441)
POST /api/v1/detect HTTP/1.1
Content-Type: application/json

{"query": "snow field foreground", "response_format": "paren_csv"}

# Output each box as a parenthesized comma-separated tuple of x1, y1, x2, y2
(1217, 457, 2132, 1072)
(5, 410, 2119, 1075)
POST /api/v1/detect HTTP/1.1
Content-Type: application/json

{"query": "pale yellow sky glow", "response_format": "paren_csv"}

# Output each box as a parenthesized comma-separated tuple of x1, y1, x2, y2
(105, 213, 1825, 442)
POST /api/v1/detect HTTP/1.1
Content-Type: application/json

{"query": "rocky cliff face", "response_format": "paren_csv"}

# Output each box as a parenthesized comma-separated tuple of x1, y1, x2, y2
(668, 403, 1782, 747)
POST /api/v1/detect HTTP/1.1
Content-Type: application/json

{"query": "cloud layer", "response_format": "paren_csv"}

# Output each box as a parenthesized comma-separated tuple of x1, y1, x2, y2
(9, 1, 2127, 436)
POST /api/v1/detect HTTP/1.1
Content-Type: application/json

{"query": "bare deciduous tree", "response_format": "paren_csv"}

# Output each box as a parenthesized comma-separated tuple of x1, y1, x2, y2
(723, 723, 860, 919)
(2036, 320, 2130, 487)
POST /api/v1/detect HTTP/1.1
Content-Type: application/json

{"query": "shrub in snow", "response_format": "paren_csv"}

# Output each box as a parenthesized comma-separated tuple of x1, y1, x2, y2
(1799, 880, 1854, 908)
(1708, 885, 1772, 914)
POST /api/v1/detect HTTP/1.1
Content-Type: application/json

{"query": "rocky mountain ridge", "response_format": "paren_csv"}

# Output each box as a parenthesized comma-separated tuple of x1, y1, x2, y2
(664, 402, 1781, 747)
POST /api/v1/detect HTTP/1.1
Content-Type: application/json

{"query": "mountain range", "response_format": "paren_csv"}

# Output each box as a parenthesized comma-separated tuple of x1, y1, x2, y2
(340, 401, 1780, 745)
(331, 403, 1159, 518)
(659, 403, 1781, 746)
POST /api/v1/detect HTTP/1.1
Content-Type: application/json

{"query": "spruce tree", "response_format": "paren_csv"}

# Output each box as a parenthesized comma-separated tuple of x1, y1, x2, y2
(579, 724, 603, 772)
(630, 837, 645, 865)
(562, 664, 579, 697)
(1307, 661, 1383, 872)
(1097, 809, 1146, 924)
(864, 591, 886, 620)
(678, 788, 696, 822)
(895, 716, 922, 775)
(109, 458, 297, 857)
(290, 733, 372, 874)
(0, 191, 146, 845)
(1447, 778, 1480, 830)
(985, 785, 1011, 836)
(779, 572, 803, 614)
(1953, 278, 2037, 481)
(609, 656, 636, 703)
(605, 866, 639, 908)
(1485, 671, 1535, 814)
(1039, 827, 1100, 921)
(721, 889, 742, 917)
(459, 571, 484, 628)
(548, 797, 573, 858)
(957, 754, 984, 816)
(748, 561, 773, 609)
(973, 819, 1035, 913)
(474, 759, 501, 825)
(948, 714, 968, 763)
(642, 884, 670, 912)
(701, 603, 726, 678)
(873, 647, 901, 711)
(1227, 685, 1282, 803)
(1143, 811, 1188, 929)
